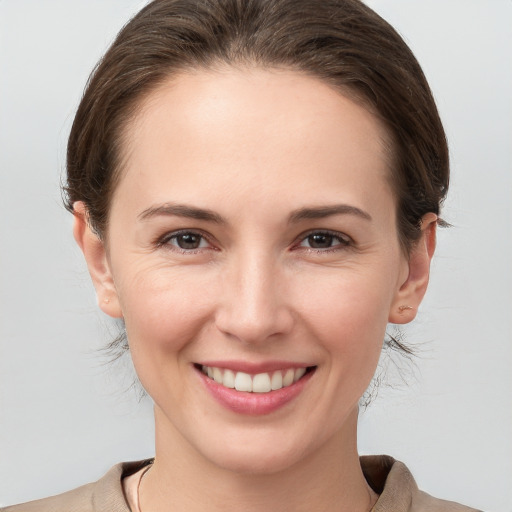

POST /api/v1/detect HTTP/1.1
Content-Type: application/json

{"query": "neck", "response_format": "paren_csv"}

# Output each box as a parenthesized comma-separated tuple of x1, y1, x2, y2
(140, 406, 375, 512)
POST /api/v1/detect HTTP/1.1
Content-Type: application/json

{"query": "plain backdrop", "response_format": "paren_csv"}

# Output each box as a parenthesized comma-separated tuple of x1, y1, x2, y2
(0, 1, 511, 510)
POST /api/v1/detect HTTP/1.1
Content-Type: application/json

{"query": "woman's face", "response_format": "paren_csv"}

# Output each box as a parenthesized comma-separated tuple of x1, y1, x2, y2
(78, 68, 433, 473)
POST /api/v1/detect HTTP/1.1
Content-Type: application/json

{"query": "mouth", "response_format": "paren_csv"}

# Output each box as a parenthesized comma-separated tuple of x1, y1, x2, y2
(195, 364, 316, 393)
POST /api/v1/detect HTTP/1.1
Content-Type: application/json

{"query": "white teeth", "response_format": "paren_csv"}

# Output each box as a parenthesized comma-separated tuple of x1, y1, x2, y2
(223, 369, 235, 388)
(252, 373, 271, 393)
(234, 371, 253, 392)
(201, 365, 311, 393)
(213, 367, 223, 384)
(283, 369, 294, 387)
(294, 367, 306, 382)
(271, 371, 283, 390)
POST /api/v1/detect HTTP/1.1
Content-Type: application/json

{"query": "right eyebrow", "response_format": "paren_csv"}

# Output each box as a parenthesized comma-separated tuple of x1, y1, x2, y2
(138, 203, 226, 224)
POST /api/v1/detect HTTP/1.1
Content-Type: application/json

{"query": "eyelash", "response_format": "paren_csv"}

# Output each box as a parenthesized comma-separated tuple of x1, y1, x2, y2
(294, 229, 352, 253)
(156, 229, 352, 255)
(156, 229, 216, 254)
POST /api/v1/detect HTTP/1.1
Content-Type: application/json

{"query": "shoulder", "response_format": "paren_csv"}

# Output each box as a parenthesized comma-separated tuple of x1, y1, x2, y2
(361, 455, 483, 512)
(0, 460, 152, 512)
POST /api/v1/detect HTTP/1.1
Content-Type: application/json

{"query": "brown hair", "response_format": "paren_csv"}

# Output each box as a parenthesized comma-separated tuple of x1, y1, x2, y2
(65, 0, 449, 252)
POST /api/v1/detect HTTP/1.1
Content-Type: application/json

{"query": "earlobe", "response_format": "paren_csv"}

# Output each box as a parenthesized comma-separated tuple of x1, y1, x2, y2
(389, 213, 437, 324)
(73, 201, 123, 318)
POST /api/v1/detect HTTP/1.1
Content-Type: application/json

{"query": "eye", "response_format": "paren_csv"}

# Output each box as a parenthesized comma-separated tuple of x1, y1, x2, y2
(298, 230, 351, 250)
(162, 230, 211, 251)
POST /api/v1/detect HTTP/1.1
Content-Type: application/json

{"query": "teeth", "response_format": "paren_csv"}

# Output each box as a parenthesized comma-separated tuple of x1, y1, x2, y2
(294, 367, 306, 381)
(271, 371, 283, 390)
(252, 373, 271, 393)
(234, 372, 252, 392)
(201, 365, 310, 393)
(283, 369, 294, 387)
(213, 367, 223, 384)
(223, 369, 235, 388)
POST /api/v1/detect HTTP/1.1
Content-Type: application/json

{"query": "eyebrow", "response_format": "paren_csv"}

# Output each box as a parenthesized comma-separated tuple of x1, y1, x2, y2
(138, 203, 226, 224)
(288, 204, 372, 223)
(138, 202, 371, 224)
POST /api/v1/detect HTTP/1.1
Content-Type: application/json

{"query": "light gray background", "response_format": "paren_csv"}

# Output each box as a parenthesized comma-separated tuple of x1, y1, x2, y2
(0, 1, 511, 510)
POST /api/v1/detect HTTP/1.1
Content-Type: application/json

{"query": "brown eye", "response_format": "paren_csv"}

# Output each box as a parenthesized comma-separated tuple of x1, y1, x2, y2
(307, 233, 334, 249)
(299, 231, 350, 250)
(167, 232, 209, 250)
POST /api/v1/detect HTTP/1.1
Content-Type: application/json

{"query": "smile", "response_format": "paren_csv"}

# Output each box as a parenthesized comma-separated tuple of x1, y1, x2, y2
(198, 365, 313, 393)
(195, 363, 316, 415)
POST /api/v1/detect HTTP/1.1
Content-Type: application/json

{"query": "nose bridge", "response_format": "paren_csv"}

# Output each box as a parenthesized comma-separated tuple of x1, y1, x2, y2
(216, 247, 292, 344)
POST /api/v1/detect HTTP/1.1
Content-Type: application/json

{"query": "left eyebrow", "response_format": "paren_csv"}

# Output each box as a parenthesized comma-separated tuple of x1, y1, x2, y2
(288, 204, 372, 223)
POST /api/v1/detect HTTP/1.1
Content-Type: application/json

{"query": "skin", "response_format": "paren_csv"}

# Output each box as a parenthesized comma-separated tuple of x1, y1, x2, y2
(74, 68, 436, 512)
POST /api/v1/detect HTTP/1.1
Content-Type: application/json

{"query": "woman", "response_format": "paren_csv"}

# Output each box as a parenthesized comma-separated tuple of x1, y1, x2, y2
(0, 0, 491, 510)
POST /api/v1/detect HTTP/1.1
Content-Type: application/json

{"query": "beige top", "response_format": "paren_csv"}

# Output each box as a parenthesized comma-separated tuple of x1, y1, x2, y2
(1, 456, 482, 512)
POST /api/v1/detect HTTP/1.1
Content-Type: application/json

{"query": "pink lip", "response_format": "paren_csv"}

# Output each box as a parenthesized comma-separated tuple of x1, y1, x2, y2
(196, 360, 310, 374)
(195, 365, 315, 416)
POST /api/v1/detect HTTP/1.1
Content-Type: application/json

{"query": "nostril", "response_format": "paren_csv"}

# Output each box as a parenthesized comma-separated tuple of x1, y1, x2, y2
(215, 305, 294, 345)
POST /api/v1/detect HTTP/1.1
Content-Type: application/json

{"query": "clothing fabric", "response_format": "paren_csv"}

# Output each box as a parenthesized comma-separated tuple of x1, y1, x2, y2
(1, 455, 482, 512)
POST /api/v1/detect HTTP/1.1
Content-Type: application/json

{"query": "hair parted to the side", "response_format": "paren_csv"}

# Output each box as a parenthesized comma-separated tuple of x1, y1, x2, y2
(65, 0, 449, 253)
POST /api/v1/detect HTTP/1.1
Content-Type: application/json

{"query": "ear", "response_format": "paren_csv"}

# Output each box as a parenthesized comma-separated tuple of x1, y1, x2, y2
(388, 212, 437, 324)
(73, 201, 123, 318)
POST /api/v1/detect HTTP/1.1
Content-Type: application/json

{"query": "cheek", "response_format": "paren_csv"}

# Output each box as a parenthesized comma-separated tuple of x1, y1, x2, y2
(116, 265, 217, 358)
(115, 266, 221, 408)
(298, 268, 394, 331)
(296, 270, 393, 370)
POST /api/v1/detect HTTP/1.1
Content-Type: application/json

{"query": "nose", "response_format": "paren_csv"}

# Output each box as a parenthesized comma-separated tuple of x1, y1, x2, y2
(215, 251, 294, 345)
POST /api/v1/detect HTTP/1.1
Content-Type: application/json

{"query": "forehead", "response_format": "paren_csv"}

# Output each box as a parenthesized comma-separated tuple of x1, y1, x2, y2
(114, 67, 393, 216)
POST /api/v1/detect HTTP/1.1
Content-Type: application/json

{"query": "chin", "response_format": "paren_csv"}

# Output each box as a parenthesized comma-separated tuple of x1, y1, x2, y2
(189, 424, 320, 476)
(208, 444, 307, 476)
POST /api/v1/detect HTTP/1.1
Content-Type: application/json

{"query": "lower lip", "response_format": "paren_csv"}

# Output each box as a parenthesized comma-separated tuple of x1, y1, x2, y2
(197, 368, 315, 416)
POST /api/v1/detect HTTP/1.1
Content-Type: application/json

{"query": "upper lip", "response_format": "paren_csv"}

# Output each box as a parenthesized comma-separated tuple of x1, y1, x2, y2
(195, 360, 314, 374)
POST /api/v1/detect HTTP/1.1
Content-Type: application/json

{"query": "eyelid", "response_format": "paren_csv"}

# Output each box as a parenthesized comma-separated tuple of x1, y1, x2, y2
(156, 228, 217, 251)
(153, 228, 352, 253)
(293, 229, 353, 251)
